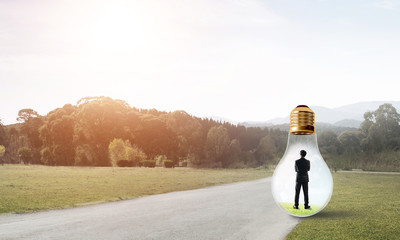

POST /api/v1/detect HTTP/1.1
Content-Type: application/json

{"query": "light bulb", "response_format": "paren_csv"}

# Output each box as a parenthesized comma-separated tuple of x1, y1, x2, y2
(271, 105, 333, 217)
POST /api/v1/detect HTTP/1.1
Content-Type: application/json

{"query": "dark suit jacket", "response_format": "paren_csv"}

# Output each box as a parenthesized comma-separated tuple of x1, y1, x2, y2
(295, 157, 310, 182)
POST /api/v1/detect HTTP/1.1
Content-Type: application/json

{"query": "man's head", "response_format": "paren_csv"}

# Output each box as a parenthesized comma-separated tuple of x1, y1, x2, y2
(300, 150, 307, 157)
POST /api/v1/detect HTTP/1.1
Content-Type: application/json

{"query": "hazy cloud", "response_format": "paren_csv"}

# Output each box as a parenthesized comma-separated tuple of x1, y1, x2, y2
(1, 0, 400, 124)
(372, 0, 397, 10)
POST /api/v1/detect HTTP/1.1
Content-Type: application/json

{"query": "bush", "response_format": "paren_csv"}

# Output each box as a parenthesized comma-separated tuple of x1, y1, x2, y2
(181, 161, 188, 167)
(142, 160, 156, 168)
(109, 139, 147, 167)
(164, 160, 174, 168)
(155, 155, 168, 166)
(117, 160, 134, 167)
(18, 147, 32, 164)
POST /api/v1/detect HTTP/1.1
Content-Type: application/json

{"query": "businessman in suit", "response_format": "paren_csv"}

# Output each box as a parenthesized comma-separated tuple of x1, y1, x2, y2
(293, 150, 311, 209)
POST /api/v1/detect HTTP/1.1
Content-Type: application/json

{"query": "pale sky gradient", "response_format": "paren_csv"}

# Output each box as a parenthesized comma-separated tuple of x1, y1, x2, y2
(1, 0, 400, 125)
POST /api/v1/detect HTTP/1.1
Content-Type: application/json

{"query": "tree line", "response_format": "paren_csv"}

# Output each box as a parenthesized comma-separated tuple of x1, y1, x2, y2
(0, 96, 287, 168)
(1, 99, 399, 171)
(317, 103, 400, 171)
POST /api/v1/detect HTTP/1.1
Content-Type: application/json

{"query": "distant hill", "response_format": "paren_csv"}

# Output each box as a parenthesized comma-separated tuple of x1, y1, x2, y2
(266, 122, 357, 135)
(333, 119, 362, 128)
(207, 116, 238, 125)
(239, 101, 400, 128)
(237, 121, 273, 128)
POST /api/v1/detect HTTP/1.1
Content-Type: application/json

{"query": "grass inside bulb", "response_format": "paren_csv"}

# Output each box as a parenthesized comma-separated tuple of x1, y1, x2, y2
(271, 105, 333, 217)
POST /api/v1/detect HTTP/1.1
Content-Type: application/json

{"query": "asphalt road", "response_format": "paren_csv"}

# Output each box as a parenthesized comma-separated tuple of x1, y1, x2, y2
(0, 178, 300, 240)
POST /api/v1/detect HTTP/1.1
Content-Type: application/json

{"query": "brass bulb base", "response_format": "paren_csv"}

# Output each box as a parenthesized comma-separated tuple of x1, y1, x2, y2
(289, 105, 315, 135)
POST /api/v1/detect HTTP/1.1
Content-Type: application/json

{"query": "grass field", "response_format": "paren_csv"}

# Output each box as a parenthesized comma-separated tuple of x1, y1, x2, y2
(285, 172, 400, 240)
(0, 165, 269, 214)
(279, 202, 321, 217)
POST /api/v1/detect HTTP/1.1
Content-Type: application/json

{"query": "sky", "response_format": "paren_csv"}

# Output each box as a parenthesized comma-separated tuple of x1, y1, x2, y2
(1, 0, 400, 125)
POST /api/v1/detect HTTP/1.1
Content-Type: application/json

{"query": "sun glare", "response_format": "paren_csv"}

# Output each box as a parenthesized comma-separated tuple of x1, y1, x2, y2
(85, 2, 150, 53)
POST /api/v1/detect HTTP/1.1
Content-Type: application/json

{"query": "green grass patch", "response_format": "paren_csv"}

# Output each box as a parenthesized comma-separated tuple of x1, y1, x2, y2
(279, 202, 321, 217)
(286, 172, 400, 240)
(0, 165, 269, 214)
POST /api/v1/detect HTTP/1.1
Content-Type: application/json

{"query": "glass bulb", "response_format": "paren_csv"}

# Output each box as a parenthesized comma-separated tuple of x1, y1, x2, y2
(271, 105, 333, 217)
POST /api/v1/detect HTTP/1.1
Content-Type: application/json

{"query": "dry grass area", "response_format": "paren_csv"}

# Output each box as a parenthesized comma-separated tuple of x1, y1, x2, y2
(0, 165, 269, 214)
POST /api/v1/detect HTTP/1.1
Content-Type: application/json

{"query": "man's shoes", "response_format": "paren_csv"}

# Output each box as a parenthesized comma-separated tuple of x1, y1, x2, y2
(304, 205, 311, 209)
(293, 205, 299, 209)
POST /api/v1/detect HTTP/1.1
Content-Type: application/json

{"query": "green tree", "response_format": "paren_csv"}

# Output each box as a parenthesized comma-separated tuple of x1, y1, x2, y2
(17, 109, 43, 147)
(227, 139, 241, 167)
(108, 138, 146, 167)
(0, 120, 6, 146)
(39, 105, 75, 166)
(4, 127, 20, 164)
(108, 138, 128, 166)
(74, 144, 94, 166)
(126, 144, 147, 166)
(75, 97, 130, 166)
(254, 135, 276, 166)
(40, 147, 54, 165)
(4, 95, 289, 169)
(318, 129, 340, 154)
(0, 145, 5, 164)
(205, 126, 230, 167)
(17, 109, 43, 163)
(360, 103, 400, 152)
(240, 127, 268, 151)
(134, 114, 177, 160)
(17, 109, 40, 122)
(166, 111, 203, 161)
(18, 147, 32, 164)
(338, 130, 363, 153)
(269, 128, 287, 156)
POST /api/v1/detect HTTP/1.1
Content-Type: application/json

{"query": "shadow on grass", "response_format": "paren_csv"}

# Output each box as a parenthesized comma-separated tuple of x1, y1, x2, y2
(312, 209, 356, 219)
